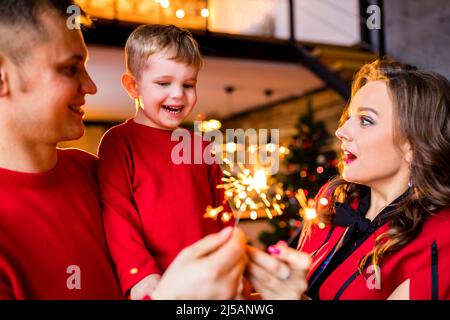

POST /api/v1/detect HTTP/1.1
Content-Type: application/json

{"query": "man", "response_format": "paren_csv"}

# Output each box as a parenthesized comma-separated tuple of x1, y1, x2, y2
(0, 0, 248, 300)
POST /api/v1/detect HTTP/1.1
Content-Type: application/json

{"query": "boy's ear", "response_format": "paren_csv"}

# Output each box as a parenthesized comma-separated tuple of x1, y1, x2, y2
(0, 58, 9, 97)
(121, 73, 139, 99)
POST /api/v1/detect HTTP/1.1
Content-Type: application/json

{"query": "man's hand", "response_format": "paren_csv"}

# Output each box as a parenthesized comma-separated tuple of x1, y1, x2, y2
(152, 227, 248, 300)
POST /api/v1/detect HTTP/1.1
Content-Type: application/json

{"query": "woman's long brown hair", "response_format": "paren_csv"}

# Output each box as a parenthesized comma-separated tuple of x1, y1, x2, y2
(300, 59, 450, 274)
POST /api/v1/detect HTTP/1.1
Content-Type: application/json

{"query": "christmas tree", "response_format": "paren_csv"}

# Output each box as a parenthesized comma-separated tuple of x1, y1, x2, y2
(259, 99, 338, 248)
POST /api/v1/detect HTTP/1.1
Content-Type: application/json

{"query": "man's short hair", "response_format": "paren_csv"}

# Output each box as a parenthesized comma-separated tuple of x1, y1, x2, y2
(0, 0, 91, 65)
(125, 24, 203, 79)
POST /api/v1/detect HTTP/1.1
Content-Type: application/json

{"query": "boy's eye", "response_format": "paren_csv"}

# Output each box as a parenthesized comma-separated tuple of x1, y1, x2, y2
(183, 83, 195, 89)
(157, 82, 170, 87)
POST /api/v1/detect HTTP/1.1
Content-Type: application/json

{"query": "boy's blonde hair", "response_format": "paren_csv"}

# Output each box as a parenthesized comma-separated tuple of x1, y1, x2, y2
(125, 24, 202, 79)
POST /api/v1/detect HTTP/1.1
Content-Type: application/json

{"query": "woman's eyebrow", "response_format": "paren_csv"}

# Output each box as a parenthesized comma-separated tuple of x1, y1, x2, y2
(357, 106, 379, 116)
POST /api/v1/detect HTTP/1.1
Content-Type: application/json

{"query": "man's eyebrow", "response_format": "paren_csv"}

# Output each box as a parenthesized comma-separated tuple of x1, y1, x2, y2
(61, 54, 85, 63)
(357, 106, 379, 116)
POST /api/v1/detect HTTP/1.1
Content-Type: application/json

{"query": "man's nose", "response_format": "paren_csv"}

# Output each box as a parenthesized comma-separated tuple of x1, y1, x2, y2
(81, 70, 97, 95)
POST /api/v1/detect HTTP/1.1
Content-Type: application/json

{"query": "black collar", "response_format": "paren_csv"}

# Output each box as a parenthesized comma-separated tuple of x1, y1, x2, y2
(332, 189, 410, 235)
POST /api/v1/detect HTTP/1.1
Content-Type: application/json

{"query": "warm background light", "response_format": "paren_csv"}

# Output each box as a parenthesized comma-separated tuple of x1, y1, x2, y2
(201, 8, 209, 18)
(176, 9, 185, 19)
(160, 0, 170, 9)
(226, 142, 237, 153)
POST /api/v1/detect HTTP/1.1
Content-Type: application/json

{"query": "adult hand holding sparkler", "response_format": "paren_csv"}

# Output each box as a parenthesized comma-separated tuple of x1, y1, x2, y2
(246, 243, 311, 300)
(152, 227, 248, 300)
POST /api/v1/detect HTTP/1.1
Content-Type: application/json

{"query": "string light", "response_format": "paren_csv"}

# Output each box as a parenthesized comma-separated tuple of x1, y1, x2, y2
(226, 142, 237, 153)
(175, 9, 185, 19)
(198, 119, 221, 132)
(201, 8, 209, 18)
(160, 0, 169, 9)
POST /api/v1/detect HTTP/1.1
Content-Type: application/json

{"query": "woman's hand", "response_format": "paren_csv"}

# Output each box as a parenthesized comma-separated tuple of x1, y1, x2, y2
(151, 227, 248, 300)
(247, 243, 311, 300)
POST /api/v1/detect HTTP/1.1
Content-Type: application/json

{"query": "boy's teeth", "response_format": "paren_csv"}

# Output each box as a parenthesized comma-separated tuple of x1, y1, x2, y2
(162, 105, 183, 114)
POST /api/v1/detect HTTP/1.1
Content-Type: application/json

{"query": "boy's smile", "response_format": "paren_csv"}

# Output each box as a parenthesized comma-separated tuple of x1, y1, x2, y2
(161, 104, 184, 114)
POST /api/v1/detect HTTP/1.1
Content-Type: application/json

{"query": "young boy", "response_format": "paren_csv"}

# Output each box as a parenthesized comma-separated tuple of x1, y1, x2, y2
(98, 24, 231, 299)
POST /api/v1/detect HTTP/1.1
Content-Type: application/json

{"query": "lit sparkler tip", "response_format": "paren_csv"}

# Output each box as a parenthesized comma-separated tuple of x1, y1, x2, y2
(203, 205, 224, 220)
(304, 208, 317, 220)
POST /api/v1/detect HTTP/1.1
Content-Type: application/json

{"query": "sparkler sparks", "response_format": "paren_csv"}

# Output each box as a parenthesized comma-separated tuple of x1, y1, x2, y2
(285, 188, 324, 246)
(203, 144, 326, 245)
(204, 157, 284, 226)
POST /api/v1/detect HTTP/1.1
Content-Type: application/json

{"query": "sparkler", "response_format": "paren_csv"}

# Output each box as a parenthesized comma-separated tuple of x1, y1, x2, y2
(204, 156, 284, 226)
(203, 143, 325, 244)
(285, 188, 327, 246)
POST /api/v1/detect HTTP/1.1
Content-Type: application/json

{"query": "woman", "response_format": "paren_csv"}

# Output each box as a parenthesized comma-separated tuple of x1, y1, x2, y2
(247, 60, 450, 300)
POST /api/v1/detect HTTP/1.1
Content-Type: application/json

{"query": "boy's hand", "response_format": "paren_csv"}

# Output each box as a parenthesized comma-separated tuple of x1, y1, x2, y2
(129, 273, 161, 300)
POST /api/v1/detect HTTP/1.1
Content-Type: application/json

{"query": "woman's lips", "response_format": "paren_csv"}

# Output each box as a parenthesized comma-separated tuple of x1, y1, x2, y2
(343, 150, 357, 165)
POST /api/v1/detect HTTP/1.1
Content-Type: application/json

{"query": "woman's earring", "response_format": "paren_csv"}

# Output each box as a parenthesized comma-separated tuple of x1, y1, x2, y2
(408, 176, 413, 188)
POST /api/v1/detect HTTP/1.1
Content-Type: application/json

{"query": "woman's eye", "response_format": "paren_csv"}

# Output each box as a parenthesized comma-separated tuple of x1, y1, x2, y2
(360, 116, 373, 126)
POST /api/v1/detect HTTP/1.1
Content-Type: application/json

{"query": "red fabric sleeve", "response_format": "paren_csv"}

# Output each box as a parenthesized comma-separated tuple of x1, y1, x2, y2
(98, 131, 161, 296)
(0, 267, 13, 300)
